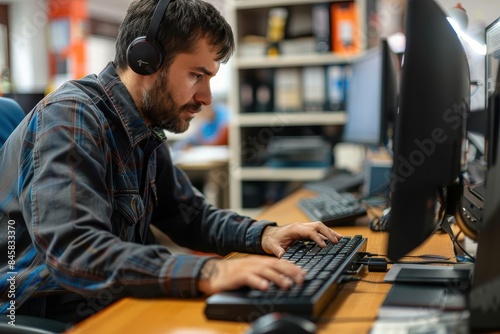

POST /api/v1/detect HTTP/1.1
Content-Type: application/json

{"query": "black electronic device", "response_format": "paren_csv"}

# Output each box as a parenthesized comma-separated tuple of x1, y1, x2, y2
(386, 0, 500, 331)
(395, 267, 471, 287)
(468, 16, 500, 331)
(297, 187, 366, 226)
(387, 0, 470, 261)
(342, 38, 400, 147)
(204, 235, 367, 322)
(126, 0, 171, 75)
(247, 312, 317, 334)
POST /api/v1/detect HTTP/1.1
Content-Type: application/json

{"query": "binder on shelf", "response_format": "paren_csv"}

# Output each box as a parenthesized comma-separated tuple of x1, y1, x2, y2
(240, 79, 255, 113)
(312, 3, 331, 53)
(330, 1, 361, 55)
(254, 69, 274, 112)
(302, 66, 326, 112)
(326, 65, 347, 111)
(274, 68, 302, 112)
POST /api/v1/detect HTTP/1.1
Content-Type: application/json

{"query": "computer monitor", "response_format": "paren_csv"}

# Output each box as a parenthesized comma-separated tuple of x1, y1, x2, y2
(387, 0, 470, 261)
(468, 16, 500, 331)
(342, 39, 400, 147)
(388, 1, 500, 330)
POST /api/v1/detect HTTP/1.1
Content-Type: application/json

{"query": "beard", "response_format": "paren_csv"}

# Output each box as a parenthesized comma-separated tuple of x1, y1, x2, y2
(141, 71, 202, 133)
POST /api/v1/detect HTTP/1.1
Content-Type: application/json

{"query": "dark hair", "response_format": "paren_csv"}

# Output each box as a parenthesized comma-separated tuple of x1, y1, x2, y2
(114, 0, 234, 72)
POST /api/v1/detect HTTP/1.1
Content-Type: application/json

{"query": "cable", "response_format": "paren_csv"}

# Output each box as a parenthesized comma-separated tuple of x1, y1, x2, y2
(359, 279, 391, 284)
(439, 210, 477, 263)
(389, 260, 463, 265)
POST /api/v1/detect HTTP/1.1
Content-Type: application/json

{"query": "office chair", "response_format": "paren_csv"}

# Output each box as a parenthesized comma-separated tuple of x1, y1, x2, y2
(0, 315, 68, 333)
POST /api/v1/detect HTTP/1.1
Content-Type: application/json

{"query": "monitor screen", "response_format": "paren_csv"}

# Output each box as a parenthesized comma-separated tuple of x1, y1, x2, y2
(468, 16, 500, 331)
(342, 39, 400, 147)
(387, 0, 470, 261)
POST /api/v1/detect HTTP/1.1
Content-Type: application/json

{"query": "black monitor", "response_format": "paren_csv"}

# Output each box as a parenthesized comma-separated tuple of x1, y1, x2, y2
(387, 0, 470, 261)
(387, 0, 500, 330)
(342, 39, 400, 147)
(468, 16, 500, 331)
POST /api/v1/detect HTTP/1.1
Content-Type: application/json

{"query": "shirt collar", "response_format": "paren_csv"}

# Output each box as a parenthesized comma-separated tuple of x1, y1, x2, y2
(97, 62, 166, 147)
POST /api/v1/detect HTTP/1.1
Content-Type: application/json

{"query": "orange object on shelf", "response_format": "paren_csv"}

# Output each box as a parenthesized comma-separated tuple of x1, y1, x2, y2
(47, 0, 88, 81)
(330, 1, 362, 55)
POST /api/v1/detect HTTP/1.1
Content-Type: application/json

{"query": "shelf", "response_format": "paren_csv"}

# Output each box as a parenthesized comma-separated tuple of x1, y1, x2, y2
(233, 0, 338, 10)
(228, 0, 368, 212)
(237, 111, 347, 126)
(239, 166, 329, 181)
(235, 53, 363, 69)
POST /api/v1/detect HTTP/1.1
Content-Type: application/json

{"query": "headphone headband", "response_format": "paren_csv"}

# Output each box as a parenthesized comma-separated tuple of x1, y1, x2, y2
(146, 0, 171, 42)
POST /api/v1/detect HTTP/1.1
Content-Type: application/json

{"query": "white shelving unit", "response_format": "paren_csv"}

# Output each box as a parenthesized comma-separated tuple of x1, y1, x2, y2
(228, 0, 367, 215)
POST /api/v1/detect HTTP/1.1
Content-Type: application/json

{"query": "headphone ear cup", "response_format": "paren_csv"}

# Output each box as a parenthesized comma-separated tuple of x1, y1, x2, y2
(127, 36, 164, 75)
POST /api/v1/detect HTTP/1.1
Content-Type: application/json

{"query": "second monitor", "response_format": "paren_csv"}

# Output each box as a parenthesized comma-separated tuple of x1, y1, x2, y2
(342, 38, 400, 148)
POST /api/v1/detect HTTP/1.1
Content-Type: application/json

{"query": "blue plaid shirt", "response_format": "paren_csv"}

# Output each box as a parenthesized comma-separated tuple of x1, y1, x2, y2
(0, 62, 274, 316)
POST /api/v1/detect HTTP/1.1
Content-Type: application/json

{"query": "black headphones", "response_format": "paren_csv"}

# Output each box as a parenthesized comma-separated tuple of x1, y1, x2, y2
(126, 0, 172, 75)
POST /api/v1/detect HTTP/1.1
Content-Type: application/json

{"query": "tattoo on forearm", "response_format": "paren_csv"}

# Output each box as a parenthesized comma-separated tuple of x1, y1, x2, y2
(200, 260, 219, 280)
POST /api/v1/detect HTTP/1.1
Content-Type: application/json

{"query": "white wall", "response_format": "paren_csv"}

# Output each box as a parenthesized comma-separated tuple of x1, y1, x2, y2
(8, 0, 49, 93)
(87, 35, 116, 75)
(435, 0, 498, 31)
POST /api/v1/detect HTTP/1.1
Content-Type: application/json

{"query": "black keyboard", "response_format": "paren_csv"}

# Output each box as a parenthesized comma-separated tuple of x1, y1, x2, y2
(298, 187, 367, 226)
(204, 235, 367, 322)
(305, 171, 365, 193)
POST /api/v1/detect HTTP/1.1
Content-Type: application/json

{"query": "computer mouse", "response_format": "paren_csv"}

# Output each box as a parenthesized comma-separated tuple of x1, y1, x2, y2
(247, 312, 317, 334)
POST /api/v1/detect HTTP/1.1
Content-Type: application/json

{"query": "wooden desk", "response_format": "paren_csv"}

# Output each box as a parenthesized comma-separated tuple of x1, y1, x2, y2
(67, 189, 456, 334)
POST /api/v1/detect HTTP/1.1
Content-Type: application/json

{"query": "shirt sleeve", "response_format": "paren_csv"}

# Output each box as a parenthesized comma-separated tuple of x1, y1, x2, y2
(21, 99, 216, 299)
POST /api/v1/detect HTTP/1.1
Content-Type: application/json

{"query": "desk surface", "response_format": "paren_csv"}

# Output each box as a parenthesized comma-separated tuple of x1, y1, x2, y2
(67, 189, 456, 334)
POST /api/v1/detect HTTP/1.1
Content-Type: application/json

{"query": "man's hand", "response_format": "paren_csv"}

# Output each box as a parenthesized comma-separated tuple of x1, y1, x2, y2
(261, 222, 343, 258)
(197, 256, 305, 295)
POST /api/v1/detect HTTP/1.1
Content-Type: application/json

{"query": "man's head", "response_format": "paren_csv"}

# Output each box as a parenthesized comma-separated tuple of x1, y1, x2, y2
(114, 0, 234, 133)
(115, 0, 234, 73)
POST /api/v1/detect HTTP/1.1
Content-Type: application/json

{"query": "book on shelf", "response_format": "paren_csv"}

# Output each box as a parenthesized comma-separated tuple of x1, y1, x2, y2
(312, 3, 331, 53)
(273, 68, 302, 112)
(239, 69, 274, 113)
(326, 65, 347, 111)
(240, 79, 255, 113)
(302, 66, 326, 112)
(254, 69, 274, 112)
(331, 1, 362, 55)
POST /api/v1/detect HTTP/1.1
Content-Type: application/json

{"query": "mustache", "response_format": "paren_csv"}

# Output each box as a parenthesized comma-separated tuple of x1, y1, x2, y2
(181, 103, 202, 113)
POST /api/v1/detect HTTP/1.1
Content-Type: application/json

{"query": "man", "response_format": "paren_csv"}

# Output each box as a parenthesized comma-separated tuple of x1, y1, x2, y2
(0, 0, 342, 325)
